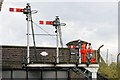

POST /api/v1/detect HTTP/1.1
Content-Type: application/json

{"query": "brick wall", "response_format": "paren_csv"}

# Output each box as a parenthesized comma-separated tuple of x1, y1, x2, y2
(2, 46, 99, 69)
(2, 46, 72, 69)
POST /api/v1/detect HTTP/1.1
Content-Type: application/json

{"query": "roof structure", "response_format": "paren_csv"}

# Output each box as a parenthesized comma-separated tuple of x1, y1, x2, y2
(66, 39, 88, 46)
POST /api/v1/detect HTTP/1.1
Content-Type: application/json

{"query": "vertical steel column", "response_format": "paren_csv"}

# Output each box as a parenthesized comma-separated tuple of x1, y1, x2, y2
(27, 14, 30, 64)
(26, 3, 31, 64)
(79, 49, 81, 64)
(53, 16, 61, 64)
(11, 69, 13, 80)
(26, 69, 28, 80)
(68, 70, 70, 80)
(41, 70, 43, 80)
(86, 66, 99, 80)
(56, 26, 59, 64)
(55, 70, 58, 80)
(92, 72, 97, 80)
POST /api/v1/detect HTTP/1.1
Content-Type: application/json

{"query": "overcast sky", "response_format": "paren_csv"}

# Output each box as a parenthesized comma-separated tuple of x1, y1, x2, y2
(0, 0, 119, 62)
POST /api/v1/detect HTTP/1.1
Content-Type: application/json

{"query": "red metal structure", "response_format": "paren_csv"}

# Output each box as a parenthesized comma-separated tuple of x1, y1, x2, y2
(66, 39, 97, 64)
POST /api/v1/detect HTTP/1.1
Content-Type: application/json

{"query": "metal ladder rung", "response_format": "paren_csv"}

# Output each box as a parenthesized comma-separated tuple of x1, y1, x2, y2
(72, 67, 90, 79)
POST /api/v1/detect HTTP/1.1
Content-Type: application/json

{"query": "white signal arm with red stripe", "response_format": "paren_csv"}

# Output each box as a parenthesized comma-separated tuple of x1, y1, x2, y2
(39, 20, 66, 26)
(9, 8, 24, 12)
(39, 20, 53, 25)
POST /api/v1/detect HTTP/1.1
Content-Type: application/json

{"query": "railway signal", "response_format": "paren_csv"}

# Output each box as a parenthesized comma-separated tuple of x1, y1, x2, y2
(9, 3, 38, 64)
(9, 4, 32, 14)
(9, 3, 66, 64)
(39, 16, 66, 63)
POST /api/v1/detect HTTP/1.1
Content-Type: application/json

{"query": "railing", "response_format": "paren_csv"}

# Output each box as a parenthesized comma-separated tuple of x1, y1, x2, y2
(2, 47, 103, 69)
(26, 48, 100, 64)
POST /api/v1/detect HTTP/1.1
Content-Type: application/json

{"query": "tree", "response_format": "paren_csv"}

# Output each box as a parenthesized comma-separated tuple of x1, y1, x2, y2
(98, 62, 118, 79)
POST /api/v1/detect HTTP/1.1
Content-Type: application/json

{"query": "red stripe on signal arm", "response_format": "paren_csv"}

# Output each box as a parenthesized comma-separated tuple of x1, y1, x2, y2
(16, 8, 24, 12)
(9, 8, 14, 12)
(39, 21, 44, 24)
(9, 8, 23, 12)
(46, 21, 53, 25)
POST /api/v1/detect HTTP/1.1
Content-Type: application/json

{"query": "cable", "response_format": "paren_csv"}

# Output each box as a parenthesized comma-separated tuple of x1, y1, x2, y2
(32, 19, 64, 48)
(32, 21, 56, 40)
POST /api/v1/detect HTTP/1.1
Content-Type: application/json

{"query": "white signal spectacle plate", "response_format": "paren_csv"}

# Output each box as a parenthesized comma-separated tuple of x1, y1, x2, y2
(60, 23, 66, 26)
(31, 10, 38, 14)
(40, 51, 48, 56)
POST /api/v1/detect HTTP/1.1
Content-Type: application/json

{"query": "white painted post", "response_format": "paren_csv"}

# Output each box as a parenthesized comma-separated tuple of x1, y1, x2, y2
(27, 14, 30, 64)
(85, 64, 99, 80)
(92, 72, 97, 80)
(56, 26, 59, 63)
(79, 49, 81, 64)
(27, 3, 31, 64)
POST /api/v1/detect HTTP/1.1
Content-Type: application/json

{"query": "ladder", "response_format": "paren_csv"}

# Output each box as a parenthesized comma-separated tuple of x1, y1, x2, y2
(71, 67, 91, 80)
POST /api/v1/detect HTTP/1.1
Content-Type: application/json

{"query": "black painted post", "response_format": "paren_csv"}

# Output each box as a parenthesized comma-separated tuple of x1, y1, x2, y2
(11, 69, 13, 80)
(41, 70, 43, 80)
(26, 69, 28, 80)
(68, 69, 70, 80)
(55, 70, 57, 80)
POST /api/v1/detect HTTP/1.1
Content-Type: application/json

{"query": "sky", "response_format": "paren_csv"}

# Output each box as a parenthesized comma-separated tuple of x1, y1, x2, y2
(0, 0, 119, 63)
